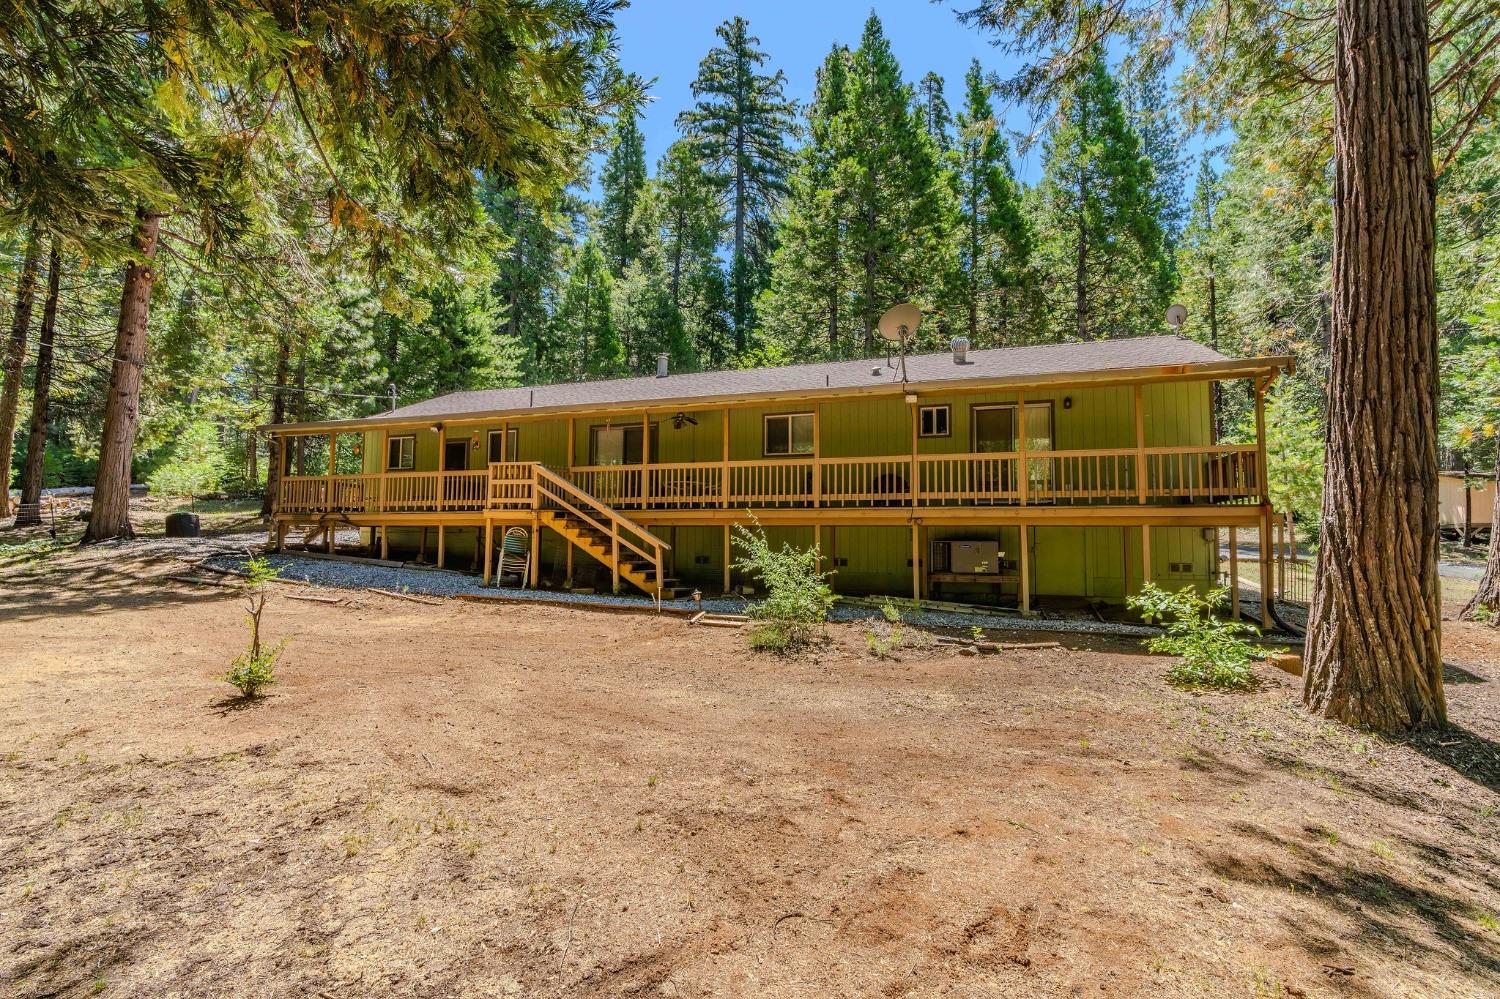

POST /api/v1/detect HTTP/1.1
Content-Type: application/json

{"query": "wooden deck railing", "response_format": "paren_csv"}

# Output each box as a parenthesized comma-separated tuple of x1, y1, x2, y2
(277, 445, 1262, 517)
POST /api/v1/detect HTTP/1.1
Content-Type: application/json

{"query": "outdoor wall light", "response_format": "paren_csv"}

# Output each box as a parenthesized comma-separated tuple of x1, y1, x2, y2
(1063, 397, 1073, 409)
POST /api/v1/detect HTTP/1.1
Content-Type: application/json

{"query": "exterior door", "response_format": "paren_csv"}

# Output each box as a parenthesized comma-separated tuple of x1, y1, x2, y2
(972, 403, 1054, 500)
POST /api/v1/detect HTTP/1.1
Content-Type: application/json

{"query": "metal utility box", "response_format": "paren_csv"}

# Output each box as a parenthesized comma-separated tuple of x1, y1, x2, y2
(931, 539, 1002, 575)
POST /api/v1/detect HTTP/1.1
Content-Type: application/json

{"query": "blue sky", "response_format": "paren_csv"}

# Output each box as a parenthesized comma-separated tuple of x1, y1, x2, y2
(607, 0, 1053, 182)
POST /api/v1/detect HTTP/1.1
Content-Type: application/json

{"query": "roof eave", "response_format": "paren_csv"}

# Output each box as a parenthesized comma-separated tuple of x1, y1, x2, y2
(258, 354, 1294, 435)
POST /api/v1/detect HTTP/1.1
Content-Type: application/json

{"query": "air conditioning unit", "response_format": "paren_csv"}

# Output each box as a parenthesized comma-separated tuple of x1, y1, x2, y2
(930, 539, 1002, 575)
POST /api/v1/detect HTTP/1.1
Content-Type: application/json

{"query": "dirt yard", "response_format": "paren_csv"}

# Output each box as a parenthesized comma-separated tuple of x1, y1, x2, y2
(3, 535, 1500, 998)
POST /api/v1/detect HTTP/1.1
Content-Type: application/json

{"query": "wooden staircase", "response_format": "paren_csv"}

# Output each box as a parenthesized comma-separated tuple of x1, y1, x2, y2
(531, 465, 672, 603)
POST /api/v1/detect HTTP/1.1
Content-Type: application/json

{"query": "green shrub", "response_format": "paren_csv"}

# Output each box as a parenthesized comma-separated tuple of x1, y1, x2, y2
(731, 517, 836, 652)
(1127, 582, 1260, 690)
(224, 557, 287, 697)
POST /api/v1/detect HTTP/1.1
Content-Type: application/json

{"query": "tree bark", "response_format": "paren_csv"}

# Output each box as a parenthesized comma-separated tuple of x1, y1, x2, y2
(1303, 0, 1445, 729)
(15, 242, 61, 526)
(0, 233, 41, 518)
(83, 211, 162, 543)
(1461, 462, 1500, 620)
(260, 329, 291, 516)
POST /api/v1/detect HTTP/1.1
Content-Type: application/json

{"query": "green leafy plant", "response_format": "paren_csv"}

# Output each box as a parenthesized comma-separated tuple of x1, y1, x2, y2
(866, 626, 904, 659)
(1127, 583, 1260, 690)
(224, 557, 287, 698)
(731, 516, 836, 652)
(879, 599, 903, 624)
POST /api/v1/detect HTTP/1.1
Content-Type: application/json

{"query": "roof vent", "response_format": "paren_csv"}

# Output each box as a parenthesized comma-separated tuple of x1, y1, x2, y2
(871, 365, 883, 376)
(951, 336, 970, 364)
(656, 353, 670, 378)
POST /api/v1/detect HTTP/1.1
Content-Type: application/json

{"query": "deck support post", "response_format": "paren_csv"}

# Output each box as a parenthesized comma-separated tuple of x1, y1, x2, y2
(482, 521, 493, 585)
(531, 513, 541, 588)
(565, 540, 574, 585)
(1259, 508, 1273, 624)
(911, 523, 920, 600)
(611, 532, 620, 594)
(723, 525, 731, 594)
(813, 405, 823, 508)
(1019, 524, 1031, 616)
(1142, 525, 1152, 587)
(908, 399, 918, 508)
(1229, 526, 1240, 620)
(437, 525, 446, 569)
(379, 524, 389, 561)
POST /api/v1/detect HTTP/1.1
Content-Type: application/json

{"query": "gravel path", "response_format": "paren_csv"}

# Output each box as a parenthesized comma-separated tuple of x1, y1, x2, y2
(176, 541, 1167, 638)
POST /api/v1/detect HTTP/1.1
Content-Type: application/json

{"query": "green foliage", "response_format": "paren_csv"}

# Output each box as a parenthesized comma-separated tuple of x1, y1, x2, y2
(225, 557, 287, 698)
(600, 97, 651, 276)
(1258, 384, 1326, 530)
(731, 517, 836, 651)
(1030, 50, 1172, 340)
(678, 17, 798, 350)
(146, 419, 224, 498)
(1127, 583, 1260, 690)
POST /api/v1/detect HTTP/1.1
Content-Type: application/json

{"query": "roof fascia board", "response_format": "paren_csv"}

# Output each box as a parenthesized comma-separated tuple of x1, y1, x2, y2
(261, 355, 1293, 435)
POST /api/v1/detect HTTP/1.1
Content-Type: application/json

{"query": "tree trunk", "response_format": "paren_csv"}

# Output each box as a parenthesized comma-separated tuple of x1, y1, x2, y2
(83, 211, 162, 543)
(1461, 462, 1500, 620)
(0, 233, 41, 518)
(15, 242, 61, 526)
(733, 119, 747, 353)
(1303, 0, 1445, 729)
(260, 330, 291, 516)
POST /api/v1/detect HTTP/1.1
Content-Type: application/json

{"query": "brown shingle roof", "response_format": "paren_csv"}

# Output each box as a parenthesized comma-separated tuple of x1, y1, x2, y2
(386, 335, 1233, 421)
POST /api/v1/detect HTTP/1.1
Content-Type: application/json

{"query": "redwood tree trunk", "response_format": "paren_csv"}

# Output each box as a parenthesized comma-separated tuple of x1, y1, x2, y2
(1303, 0, 1445, 729)
(82, 211, 162, 543)
(1462, 463, 1500, 620)
(0, 233, 41, 518)
(15, 242, 61, 526)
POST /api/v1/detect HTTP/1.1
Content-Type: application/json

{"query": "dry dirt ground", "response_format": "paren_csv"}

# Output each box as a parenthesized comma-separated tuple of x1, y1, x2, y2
(2, 536, 1500, 998)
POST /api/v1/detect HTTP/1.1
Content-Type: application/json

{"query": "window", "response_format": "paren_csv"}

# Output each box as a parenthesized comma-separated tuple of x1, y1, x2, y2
(386, 435, 414, 470)
(589, 425, 657, 465)
(487, 428, 519, 463)
(763, 413, 815, 456)
(918, 405, 950, 438)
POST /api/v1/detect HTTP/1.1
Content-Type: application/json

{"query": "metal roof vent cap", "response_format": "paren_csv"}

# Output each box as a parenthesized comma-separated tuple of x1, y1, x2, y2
(656, 353, 670, 378)
(871, 365, 883, 376)
(951, 337, 970, 364)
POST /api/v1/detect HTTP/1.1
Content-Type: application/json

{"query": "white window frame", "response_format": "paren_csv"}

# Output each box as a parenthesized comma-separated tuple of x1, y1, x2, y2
(918, 404, 951, 438)
(487, 428, 518, 464)
(762, 412, 815, 457)
(386, 434, 415, 471)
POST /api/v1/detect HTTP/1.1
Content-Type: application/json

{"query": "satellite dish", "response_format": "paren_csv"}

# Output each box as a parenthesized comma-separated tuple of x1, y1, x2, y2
(1165, 304, 1188, 329)
(878, 303, 922, 343)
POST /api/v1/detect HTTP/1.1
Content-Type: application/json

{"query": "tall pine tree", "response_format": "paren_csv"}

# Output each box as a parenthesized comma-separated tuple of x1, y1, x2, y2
(953, 59, 1033, 346)
(599, 94, 650, 277)
(1030, 50, 1170, 340)
(678, 17, 797, 352)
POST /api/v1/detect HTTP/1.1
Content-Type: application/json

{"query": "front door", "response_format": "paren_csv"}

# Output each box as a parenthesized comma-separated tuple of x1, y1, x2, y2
(444, 440, 469, 471)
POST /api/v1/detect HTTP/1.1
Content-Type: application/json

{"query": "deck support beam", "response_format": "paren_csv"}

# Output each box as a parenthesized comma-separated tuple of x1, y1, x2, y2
(1019, 524, 1031, 616)
(379, 524, 389, 561)
(1229, 526, 1240, 619)
(437, 525, 446, 569)
(482, 521, 493, 585)
(531, 513, 541, 588)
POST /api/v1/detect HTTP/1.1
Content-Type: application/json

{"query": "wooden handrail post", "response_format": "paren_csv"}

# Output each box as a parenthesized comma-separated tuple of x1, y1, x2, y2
(720, 407, 730, 508)
(813, 405, 823, 508)
(1134, 385, 1147, 504)
(907, 399, 917, 508)
(436, 424, 446, 511)
(1253, 378, 1269, 502)
(1017, 392, 1029, 505)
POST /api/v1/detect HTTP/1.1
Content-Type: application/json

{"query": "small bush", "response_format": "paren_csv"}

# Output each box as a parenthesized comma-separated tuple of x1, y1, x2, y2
(224, 557, 287, 697)
(732, 516, 836, 652)
(866, 626, 904, 659)
(1127, 583, 1260, 690)
(879, 599, 903, 624)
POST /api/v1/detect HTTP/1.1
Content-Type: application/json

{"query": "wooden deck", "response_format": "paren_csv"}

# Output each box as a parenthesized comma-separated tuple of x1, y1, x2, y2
(274, 446, 1262, 518)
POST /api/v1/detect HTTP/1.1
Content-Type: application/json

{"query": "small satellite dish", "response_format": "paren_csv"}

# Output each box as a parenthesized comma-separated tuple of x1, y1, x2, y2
(878, 303, 922, 343)
(1165, 304, 1188, 329)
